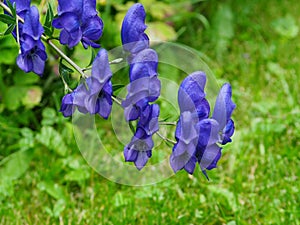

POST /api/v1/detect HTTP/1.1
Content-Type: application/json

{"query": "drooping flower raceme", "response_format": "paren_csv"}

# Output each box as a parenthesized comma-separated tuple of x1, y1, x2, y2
(170, 72, 236, 176)
(53, 0, 103, 49)
(121, 3, 161, 170)
(16, 6, 47, 76)
(60, 48, 113, 118)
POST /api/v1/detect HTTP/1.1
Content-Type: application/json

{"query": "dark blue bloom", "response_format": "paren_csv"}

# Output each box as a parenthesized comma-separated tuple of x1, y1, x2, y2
(122, 49, 160, 121)
(53, 0, 103, 49)
(124, 104, 159, 170)
(170, 72, 235, 176)
(16, 6, 47, 76)
(212, 83, 236, 144)
(60, 48, 112, 118)
(4, 0, 30, 18)
(121, 3, 149, 54)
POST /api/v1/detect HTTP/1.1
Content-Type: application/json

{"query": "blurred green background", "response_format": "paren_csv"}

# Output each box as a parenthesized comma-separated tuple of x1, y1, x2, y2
(0, 0, 299, 224)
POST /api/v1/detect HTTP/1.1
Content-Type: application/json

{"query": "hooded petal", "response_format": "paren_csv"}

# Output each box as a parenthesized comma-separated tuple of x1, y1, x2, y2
(121, 3, 149, 53)
(212, 83, 236, 131)
(22, 6, 44, 41)
(178, 71, 208, 115)
(91, 49, 112, 83)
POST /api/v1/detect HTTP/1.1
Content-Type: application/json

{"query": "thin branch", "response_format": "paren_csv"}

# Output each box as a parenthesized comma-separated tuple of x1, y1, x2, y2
(156, 132, 176, 145)
(159, 121, 177, 126)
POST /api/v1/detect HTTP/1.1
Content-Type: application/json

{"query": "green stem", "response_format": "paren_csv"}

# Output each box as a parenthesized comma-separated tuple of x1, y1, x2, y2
(156, 132, 176, 145)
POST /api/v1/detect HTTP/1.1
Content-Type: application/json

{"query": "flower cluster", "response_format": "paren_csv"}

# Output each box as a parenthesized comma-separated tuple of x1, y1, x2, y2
(121, 4, 161, 169)
(170, 72, 235, 176)
(5, 0, 47, 76)
(52, 0, 103, 49)
(60, 49, 112, 118)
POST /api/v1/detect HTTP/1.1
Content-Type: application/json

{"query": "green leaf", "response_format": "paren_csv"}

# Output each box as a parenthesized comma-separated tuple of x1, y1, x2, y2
(272, 15, 299, 39)
(113, 84, 125, 92)
(3, 86, 27, 110)
(0, 14, 15, 25)
(37, 181, 67, 200)
(3, 24, 15, 36)
(13, 71, 39, 85)
(53, 199, 66, 218)
(36, 126, 68, 156)
(64, 168, 90, 181)
(87, 47, 96, 67)
(0, 149, 34, 182)
(41, 107, 58, 126)
(59, 59, 74, 84)
(147, 22, 177, 42)
(6, 0, 17, 18)
(44, 3, 54, 28)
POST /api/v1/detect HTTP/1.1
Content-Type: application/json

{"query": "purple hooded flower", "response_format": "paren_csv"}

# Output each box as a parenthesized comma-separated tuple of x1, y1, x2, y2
(4, 0, 30, 18)
(124, 104, 159, 170)
(122, 49, 160, 121)
(16, 6, 47, 76)
(60, 48, 112, 118)
(52, 0, 103, 49)
(212, 83, 236, 145)
(170, 72, 236, 176)
(121, 3, 149, 54)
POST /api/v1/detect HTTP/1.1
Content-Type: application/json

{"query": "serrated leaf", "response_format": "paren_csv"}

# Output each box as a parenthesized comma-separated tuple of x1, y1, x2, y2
(0, 14, 15, 25)
(36, 126, 68, 156)
(43, 4, 54, 36)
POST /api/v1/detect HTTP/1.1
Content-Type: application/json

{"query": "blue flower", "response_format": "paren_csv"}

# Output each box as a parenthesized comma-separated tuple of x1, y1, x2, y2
(4, 0, 30, 18)
(53, 0, 103, 49)
(212, 83, 236, 144)
(121, 3, 149, 54)
(124, 104, 159, 170)
(122, 49, 161, 121)
(60, 48, 112, 118)
(170, 72, 236, 176)
(16, 6, 47, 76)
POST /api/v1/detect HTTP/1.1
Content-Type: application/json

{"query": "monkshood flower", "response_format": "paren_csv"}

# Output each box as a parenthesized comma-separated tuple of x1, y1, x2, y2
(212, 83, 236, 145)
(124, 104, 159, 170)
(4, 0, 30, 18)
(122, 49, 161, 121)
(121, 3, 149, 54)
(53, 0, 103, 49)
(60, 49, 112, 118)
(170, 72, 236, 175)
(16, 6, 47, 76)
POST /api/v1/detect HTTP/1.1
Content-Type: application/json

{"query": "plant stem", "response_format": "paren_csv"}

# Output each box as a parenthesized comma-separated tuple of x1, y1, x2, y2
(156, 132, 176, 145)
(159, 121, 177, 126)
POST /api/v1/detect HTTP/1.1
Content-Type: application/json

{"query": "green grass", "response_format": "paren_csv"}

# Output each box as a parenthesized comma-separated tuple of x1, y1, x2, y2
(1, 0, 300, 224)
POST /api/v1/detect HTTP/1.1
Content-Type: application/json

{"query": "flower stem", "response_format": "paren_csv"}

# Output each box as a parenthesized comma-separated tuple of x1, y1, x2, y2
(159, 121, 177, 126)
(156, 132, 176, 145)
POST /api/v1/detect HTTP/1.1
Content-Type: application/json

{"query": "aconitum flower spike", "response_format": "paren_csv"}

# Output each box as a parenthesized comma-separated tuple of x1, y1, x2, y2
(60, 49, 112, 118)
(53, 0, 103, 49)
(170, 71, 236, 176)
